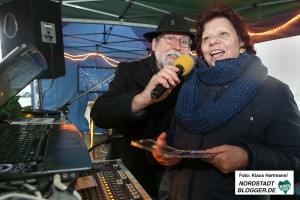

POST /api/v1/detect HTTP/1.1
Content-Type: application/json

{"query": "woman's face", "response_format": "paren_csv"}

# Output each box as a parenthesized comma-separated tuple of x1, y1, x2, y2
(201, 17, 245, 67)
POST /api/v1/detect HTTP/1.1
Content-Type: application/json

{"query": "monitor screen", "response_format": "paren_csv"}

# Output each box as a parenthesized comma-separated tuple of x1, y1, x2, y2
(0, 43, 47, 108)
(78, 66, 115, 93)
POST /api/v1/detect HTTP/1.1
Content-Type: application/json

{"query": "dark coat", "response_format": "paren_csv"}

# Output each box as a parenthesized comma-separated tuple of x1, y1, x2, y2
(91, 53, 183, 198)
(159, 76, 300, 200)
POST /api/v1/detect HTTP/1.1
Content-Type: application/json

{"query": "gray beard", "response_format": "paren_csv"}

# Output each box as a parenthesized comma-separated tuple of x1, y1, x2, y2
(155, 49, 181, 69)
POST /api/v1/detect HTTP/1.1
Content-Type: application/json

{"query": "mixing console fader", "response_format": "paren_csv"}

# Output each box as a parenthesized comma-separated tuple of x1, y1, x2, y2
(76, 159, 152, 200)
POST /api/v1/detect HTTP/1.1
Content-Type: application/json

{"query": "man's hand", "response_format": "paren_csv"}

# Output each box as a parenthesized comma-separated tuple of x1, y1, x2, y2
(131, 65, 180, 113)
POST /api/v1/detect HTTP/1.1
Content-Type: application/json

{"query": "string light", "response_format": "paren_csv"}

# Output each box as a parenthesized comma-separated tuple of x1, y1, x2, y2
(249, 13, 300, 36)
(64, 50, 197, 62)
(190, 51, 197, 57)
(64, 52, 120, 67)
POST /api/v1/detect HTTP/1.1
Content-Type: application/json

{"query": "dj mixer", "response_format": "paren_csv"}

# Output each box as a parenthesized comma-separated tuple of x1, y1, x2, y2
(76, 159, 152, 200)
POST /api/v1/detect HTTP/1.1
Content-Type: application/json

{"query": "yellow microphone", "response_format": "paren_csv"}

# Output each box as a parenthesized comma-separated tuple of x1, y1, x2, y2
(151, 54, 195, 99)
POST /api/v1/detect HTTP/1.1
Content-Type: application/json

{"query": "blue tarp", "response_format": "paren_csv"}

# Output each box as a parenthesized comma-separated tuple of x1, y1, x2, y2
(41, 23, 154, 133)
(62, 22, 154, 62)
(42, 57, 112, 133)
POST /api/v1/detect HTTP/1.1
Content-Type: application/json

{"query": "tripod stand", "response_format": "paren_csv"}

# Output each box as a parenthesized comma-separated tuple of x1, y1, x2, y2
(57, 74, 115, 115)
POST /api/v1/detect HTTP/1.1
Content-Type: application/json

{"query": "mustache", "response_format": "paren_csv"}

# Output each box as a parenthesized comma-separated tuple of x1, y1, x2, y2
(162, 50, 181, 59)
(161, 50, 182, 66)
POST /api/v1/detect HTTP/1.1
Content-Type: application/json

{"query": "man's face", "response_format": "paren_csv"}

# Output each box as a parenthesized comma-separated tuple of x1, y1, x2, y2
(152, 34, 190, 69)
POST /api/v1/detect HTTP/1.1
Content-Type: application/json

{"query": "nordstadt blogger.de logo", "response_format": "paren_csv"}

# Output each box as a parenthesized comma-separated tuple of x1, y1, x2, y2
(235, 170, 294, 195)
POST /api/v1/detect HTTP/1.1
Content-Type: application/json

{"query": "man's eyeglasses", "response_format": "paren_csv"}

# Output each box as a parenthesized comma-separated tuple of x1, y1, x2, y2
(159, 36, 191, 48)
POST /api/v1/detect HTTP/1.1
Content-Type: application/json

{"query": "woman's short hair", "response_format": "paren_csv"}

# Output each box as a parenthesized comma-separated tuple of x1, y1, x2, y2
(195, 5, 256, 57)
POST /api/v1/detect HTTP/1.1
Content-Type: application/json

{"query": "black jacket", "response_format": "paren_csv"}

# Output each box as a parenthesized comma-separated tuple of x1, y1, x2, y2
(159, 76, 300, 200)
(91, 53, 183, 198)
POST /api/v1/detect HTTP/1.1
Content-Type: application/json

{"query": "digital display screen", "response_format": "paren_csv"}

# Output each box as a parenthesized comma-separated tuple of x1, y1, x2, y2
(78, 66, 115, 93)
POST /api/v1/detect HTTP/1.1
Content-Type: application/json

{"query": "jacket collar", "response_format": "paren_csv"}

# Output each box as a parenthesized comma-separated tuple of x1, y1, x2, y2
(133, 53, 159, 88)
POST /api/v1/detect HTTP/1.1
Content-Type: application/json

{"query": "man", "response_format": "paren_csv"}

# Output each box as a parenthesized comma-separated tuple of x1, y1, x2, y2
(90, 13, 195, 198)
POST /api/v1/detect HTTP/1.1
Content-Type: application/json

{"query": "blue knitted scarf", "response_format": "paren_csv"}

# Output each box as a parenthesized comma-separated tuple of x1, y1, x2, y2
(175, 52, 268, 134)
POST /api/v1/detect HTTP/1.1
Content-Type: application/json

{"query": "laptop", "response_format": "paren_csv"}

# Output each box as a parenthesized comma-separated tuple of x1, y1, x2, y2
(0, 43, 92, 181)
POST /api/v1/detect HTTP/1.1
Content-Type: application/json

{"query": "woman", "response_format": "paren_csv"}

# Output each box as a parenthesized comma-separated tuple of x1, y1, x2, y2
(153, 5, 300, 200)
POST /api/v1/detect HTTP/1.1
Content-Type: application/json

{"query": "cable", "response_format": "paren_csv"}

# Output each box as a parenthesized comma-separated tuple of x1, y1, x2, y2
(0, 192, 47, 200)
(66, 175, 82, 200)
(23, 183, 43, 199)
(52, 174, 82, 200)
(72, 190, 82, 200)
(42, 38, 55, 101)
(99, 143, 108, 154)
(88, 134, 124, 152)
(0, 180, 49, 200)
(53, 174, 67, 191)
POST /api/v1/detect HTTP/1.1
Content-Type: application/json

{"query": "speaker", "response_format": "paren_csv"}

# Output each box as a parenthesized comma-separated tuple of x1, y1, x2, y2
(0, 0, 65, 79)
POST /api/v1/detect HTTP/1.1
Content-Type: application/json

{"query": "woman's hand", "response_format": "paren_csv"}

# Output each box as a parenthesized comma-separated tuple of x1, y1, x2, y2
(202, 145, 248, 174)
(152, 132, 181, 166)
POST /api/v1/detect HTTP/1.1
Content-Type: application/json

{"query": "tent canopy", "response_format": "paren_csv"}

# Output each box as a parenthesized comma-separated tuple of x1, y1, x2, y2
(62, 0, 300, 60)
(1, 0, 300, 61)
(60, 0, 300, 62)
(57, 0, 300, 28)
